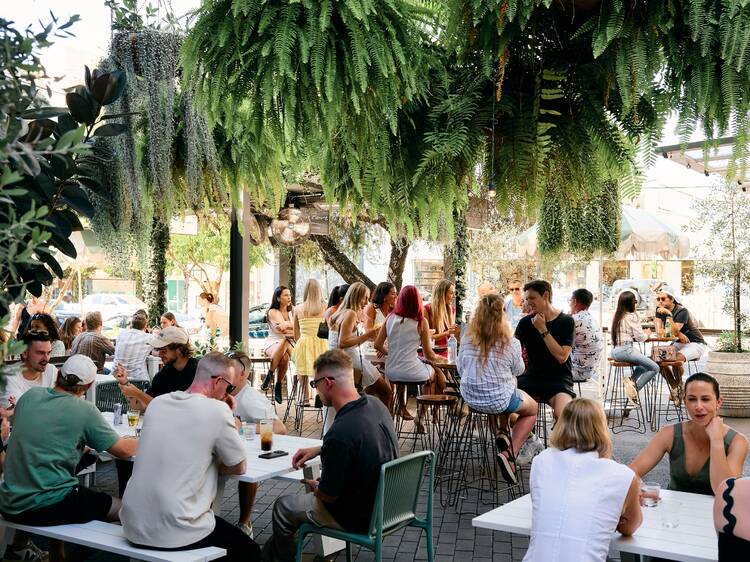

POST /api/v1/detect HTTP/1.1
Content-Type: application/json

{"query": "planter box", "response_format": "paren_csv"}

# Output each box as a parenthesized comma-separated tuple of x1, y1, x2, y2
(706, 351, 750, 417)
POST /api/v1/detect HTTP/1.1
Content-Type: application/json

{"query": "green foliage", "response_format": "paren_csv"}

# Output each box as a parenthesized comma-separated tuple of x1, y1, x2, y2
(183, 0, 470, 235)
(690, 180, 750, 352)
(1, 16, 128, 316)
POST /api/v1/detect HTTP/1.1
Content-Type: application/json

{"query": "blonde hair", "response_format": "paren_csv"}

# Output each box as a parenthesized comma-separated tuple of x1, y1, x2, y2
(550, 398, 611, 457)
(430, 279, 455, 333)
(467, 294, 512, 365)
(298, 279, 326, 318)
(330, 282, 370, 327)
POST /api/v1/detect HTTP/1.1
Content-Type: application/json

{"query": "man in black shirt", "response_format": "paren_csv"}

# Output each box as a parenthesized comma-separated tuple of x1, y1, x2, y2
(116, 326, 199, 411)
(113, 326, 198, 496)
(263, 350, 398, 562)
(515, 279, 576, 420)
(654, 287, 706, 393)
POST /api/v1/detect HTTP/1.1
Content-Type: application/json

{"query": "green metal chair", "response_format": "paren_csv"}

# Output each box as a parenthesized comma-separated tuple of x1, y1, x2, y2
(294, 450, 435, 562)
(95, 381, 150, 412)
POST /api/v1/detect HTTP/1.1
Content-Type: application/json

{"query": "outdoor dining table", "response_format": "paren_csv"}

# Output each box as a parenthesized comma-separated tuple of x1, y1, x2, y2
(472, 489, 717, 562)
(100, 412, 344, 556)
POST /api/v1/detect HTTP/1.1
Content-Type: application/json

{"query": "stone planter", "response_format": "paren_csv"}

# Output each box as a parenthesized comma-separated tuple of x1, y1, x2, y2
(705, 350, 750, 417)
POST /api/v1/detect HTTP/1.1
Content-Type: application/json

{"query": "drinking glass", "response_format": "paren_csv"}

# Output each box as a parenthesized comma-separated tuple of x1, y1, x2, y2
(660, 500, 682, 528)
(127, 410, 140, 437)
(242, 421, 256, 441)
(640, 481, 661, 507)
(260, 419, 273, 451)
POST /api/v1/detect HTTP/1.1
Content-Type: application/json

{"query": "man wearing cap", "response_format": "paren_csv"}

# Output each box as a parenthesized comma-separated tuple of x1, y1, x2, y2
(112, 312, 152, 381)
(0, 355, 138, 559)
(115, 326, 199, 411)
(655, 287, 706, 395)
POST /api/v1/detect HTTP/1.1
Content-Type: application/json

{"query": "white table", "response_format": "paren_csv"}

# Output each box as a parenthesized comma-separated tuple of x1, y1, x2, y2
(100, 414, 343, 557)
(472, 490, 718, 562)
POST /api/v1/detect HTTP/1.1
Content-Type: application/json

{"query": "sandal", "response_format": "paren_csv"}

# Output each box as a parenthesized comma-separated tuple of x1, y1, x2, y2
(496, 452, 517, 484)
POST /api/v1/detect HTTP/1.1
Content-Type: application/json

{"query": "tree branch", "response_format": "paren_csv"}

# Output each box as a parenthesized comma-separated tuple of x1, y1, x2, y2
(311, 234, 375, 290)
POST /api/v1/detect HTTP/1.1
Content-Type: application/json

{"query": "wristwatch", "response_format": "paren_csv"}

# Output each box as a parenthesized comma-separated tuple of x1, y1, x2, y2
(540, 330, 550, 338)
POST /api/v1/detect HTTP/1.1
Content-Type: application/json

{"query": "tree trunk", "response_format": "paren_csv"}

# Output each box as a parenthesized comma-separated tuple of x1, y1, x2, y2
(445, 211, 468, 322)
(311, 234, 375, 290)
(388, 237, 410, 289)
(145, 217, 169, 321)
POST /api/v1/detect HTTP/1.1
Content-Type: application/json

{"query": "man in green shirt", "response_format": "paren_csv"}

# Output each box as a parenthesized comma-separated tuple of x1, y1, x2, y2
(0, 355, 138, 529)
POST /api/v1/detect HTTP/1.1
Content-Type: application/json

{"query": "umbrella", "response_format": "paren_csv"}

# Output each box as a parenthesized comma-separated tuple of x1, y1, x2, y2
(516, 205, 690, 259)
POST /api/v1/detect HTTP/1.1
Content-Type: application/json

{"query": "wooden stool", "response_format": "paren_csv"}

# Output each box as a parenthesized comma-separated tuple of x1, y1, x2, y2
(605, 360, 646, 434)
(650, 360, 685, 432)
(416, 394, 457, 455)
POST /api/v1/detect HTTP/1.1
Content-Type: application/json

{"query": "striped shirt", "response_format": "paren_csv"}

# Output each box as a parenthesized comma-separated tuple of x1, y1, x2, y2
(458, 335, 524, 414)
(113, 328, 152, 380)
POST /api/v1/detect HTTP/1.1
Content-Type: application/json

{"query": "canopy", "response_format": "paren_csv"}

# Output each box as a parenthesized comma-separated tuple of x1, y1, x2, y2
(516, 205, 690, 260)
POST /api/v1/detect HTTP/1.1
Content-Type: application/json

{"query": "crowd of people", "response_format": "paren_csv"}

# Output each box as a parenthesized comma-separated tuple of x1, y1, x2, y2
(0, 278, 747, 562)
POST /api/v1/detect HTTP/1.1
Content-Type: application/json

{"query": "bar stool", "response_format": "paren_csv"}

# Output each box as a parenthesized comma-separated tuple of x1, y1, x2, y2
(282, 376, 323, 434)
(391, 381, 428, 444)
(533, 401, 553, 447)
(605, 360, 646, 434)
(446, 407, 523, 511)
(415, 394, 457, 454)
(650, 360, 685, 432)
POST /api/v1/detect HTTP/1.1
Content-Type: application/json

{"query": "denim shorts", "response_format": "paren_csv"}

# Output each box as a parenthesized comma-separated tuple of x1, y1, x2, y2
(503, 389, 524, 414)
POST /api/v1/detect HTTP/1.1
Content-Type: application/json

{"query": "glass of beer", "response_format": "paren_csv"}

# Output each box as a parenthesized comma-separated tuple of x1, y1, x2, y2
(260, 419, 273, 451)
(127, 409, 140, 437)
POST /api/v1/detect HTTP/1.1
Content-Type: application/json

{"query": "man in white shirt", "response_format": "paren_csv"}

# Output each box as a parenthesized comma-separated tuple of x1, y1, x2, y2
(113, 313, 152, 381)
(1, 331, 57, 406)
(120, 352, 260, 561)
(569, 288, 603, 383)
(504, 279, 525, 331)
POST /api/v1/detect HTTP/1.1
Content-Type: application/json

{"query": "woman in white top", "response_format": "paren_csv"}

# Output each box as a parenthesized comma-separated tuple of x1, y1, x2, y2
(262, 286, 295, 404)
(524, 398, 642, 562)
(610, 291, 659, 404)
(375, 285, 439, 420)
(362, 282, 396, 357)
(198, 292, 228, 337)
(328, 283, 391, 407)
(458, 294, 537, 484)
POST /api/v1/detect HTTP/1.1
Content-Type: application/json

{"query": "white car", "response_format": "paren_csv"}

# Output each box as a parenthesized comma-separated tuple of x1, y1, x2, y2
(82, 293, 148, 320)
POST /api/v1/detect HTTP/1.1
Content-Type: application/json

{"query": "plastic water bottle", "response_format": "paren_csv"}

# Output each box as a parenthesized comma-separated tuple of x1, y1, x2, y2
(112, 403, 122, 425)
(447, 334, 458, 363)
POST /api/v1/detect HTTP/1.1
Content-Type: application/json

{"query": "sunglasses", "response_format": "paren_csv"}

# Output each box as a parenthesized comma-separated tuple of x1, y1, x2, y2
(211, 376, 236, 394)
(310, 376, 333, 389)
(656, 297, 669, 302)
(509, 288, 521, 292)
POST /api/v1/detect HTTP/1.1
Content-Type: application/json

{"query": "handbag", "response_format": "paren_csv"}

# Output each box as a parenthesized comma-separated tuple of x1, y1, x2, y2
(317, 320, 329, 340)
(651, 345, 677, 362)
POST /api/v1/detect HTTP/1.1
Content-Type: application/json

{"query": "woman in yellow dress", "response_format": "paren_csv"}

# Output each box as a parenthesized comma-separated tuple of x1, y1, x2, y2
(292, 279, 328, 405)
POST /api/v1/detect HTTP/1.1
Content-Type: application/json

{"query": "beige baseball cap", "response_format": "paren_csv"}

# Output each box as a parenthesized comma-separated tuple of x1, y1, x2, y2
(60, 354, 98, 385)
(150, 326, 189, 348)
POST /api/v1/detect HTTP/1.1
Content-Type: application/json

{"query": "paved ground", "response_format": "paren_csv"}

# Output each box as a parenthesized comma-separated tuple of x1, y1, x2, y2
(28, 378, 750, 561)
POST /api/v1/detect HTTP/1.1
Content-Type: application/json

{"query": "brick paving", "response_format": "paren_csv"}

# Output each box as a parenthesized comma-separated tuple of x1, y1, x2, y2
(29, 378, 750, 561)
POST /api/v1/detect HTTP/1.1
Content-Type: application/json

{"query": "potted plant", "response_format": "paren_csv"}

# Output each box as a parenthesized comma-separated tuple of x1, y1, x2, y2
(692, 181, 750, 416)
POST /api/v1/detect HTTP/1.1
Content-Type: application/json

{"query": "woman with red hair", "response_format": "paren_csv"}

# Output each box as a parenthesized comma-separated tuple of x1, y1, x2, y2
(375, 285, 440, 420)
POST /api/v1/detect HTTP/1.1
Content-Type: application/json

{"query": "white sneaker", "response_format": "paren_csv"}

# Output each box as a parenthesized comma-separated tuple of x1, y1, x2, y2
(516, 434, 544, 466)
(4, 540, 48, 561)
(238, 523, 254, 539)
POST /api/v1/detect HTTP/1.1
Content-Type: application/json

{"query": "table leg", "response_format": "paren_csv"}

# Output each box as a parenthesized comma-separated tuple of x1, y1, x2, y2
(303, 464, 345, 557)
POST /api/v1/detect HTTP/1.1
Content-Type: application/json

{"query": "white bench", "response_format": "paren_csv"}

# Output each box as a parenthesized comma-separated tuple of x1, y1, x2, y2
(0, 519, 226, 562)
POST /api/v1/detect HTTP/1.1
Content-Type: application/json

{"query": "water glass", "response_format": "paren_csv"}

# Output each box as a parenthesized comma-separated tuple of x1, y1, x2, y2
(242, 422, 256, 441)
(660, 500, 682, 528)
(640, 481, 661, 507)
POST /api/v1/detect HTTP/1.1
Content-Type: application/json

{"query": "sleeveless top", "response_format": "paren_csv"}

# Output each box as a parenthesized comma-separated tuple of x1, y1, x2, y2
(362, 308, 386, 357)
(384, 315, 431, 383)
(669, 423, 737, 495)
(523, 448, 635, 562)
(264, 309, 293, 350)
(328, 324, 380, 388)
(718, 477, 750, 560)
(291, 316, 327, 376)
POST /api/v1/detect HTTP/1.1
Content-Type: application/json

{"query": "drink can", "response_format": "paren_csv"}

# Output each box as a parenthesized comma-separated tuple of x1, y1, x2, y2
(113, 403, 122, 425)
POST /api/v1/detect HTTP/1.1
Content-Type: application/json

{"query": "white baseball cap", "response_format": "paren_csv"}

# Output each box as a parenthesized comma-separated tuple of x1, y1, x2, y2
(60, 354, 98, 385)
(150, 326, 189, 348)
(659, 286, 681, 304)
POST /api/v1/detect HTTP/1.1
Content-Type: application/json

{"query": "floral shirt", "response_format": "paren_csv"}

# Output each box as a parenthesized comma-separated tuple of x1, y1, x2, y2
(571, 310, 603, 381)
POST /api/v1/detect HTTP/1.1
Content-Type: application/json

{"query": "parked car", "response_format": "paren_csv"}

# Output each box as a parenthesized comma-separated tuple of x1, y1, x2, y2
(82, 293, 148, 320)
(609, 279, 663, 311)
(249, 303, 270, 338)
(102, 314, 131, 340)
(170, 312, 202, 335)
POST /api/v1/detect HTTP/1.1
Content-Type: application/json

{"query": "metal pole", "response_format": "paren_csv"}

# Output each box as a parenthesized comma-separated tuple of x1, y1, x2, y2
(229, 198, 251, 349)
